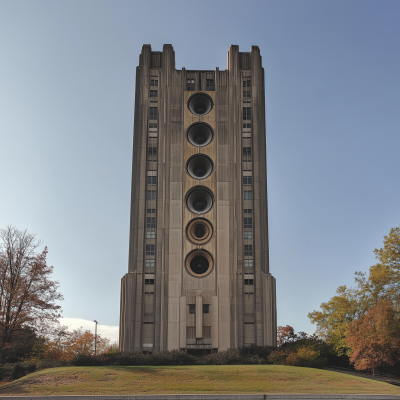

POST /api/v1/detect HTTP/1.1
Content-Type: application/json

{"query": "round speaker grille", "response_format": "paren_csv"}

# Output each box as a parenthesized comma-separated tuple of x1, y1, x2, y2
(185, 186, 214, 214)
(187, 93, 213, 116)
(186, 154, 214, 180)
(185, 249, 214, 277)
(186, 218, 213, 245)
(186, 123, 213, 147)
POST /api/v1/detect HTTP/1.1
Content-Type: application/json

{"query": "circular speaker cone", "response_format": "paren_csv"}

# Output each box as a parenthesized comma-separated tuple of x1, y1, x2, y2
(186, 218, 213, 244)
(187, 123, 214, 147)
(191, 256, 209, 274)
(187, 93, 213, 116)
(185, 186, 214, 214)
(185, 249, 214, 277)
(186, 154, 214, 180)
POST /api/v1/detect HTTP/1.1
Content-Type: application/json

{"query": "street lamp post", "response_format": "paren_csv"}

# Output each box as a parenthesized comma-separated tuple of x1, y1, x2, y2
(94, 320, 98, 356)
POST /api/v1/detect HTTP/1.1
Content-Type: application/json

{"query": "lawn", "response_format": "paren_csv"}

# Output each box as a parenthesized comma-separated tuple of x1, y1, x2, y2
(1, 365, 400, 395)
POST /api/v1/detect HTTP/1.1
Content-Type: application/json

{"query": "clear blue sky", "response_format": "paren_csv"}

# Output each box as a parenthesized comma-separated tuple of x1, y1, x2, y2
(1, 0, 399, 336)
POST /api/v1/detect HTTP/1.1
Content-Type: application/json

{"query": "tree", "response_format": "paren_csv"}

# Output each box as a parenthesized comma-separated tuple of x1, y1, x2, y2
(346, 299, 400, 375)
(308, 225, 400, 356)
(0, 226, 63, 364)
(277, 325, 297, 347)
(44, 327, 111, 361)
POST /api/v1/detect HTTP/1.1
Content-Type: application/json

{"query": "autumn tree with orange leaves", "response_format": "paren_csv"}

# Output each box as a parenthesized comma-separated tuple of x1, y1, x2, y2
(346, 299, 400, 375)
(0, 226, 63, 364)
(277, 325, 297, 347)
(44, 327, 111, 361)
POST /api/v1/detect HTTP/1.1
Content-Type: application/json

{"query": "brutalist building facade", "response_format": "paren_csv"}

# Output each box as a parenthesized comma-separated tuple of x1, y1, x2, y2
(120, 44, 276, 354)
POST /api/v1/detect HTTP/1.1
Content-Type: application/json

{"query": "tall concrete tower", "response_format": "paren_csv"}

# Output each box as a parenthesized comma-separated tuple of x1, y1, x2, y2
(120, 44, 276, 353)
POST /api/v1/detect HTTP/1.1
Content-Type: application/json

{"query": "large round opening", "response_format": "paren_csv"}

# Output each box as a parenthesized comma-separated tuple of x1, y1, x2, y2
(187, 93, 213, 116)
(185, 186, 214, 214)
(185, 249, 214, 277)
(187, 123, 213, 147)
(186, 218, 213, 244)
(186, 154, 213, 180)
(191, 256, 209, 274)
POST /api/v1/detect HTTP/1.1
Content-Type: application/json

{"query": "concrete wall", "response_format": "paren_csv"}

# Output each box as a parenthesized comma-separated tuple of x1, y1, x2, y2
(120, 44, 277, 352)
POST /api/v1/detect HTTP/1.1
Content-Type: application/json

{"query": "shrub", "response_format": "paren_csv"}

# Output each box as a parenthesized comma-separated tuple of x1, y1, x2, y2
(36, 359, 70, 369)
(9, 364, 25, 381)
(25, 362, 37, 373)
(72, 354, 107, 366)
(199, 348, 265, 365)
(268, 349, 290, 365)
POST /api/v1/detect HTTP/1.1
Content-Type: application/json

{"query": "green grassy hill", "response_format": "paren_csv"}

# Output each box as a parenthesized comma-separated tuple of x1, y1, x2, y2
(1, 365, 400, 395)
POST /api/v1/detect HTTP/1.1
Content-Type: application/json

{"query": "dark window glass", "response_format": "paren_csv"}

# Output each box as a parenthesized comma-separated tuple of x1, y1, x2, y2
(206, 79, 214, 90)
(149, 107, 158, 120)
(244, 191, 252, 200)
(243, 107, 251, 120)
(147, 176, 156, 185)
(150, 90, 158, 97)
(150, 79, 158, 86)
(147, 209, 156, 214)
(243, 176, 252, 186)
(146, 217, 155, 229)
(243, 91, 250, 98)
(244, 217, 253, 229)
(243, 123, 251, 129)
(244, 209, 252, 214)
(187, 79, 195, 90)
(243, 147, 251, 155)
(147, 190, 156, 200)
(244, 245, 253, 256)
(149, 123, 158, 128)
(244, 279, 254, 285)
(149, 147, 157, 155)
(189, 304, 195, 314)
(247, 79, 251, 87)
(203, 304, 209, 313)
(146, 244, 155, 256)
(145, 279, 155, 285)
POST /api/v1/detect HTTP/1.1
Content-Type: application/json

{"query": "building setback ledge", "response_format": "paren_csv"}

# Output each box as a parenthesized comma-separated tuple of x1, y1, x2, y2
(1, 395, 400, 400)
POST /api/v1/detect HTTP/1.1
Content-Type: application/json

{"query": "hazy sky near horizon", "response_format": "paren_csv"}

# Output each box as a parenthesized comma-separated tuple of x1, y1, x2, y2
(1, 0, 399, 338)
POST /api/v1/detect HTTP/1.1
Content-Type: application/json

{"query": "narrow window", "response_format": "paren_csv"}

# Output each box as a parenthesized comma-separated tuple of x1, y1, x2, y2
(149, 147, 157, 155)
(146, 244, 155, 256)
(244, 232, 253, 240)
(244, 279, 254, 285)
(243, 176, 252, 186)
(203, 304, 209, 313)
(244, 245, 253, 256)
(244, 259, 253, 267)
(146, 231, 155, 239)
(146, 217, 155, 229)
(145, 259, 155, 267)
(244, 191, 252, 200)
(147, 176, 156, 185)
(243, 123, 251, 129)
(187, 79, 195, 90)
(243, 147, 252, 155)
(150, 79, 158, 87)
(145, 278, 155, 285)
(243, 107, 251, 120)
(149, 123, 158, 128)
(206, 79, 214, 90)
(147, 190, 156, 200)
(150, 90, 158, 97)
(189, 304, 195, 314)
(244, 217, 253, 229)
(244, 209, 252, 214)
(149, 107, 158, 120)
(147, 209, 156, 214)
